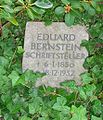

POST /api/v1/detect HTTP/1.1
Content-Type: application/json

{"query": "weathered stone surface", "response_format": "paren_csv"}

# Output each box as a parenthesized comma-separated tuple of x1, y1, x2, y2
(22, 22, 89, 87)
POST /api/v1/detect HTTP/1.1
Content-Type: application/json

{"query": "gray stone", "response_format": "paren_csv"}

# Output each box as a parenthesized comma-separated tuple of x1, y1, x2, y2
(22, 22, 89, 87)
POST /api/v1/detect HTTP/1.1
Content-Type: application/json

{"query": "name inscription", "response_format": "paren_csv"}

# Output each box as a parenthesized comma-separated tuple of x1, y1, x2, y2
(37, 33, 75, 41)
(25, 33, 85, 77)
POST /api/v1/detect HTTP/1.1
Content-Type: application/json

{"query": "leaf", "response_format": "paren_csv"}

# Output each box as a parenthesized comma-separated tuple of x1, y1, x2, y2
(34, 0, 53, 9)
(92, 100, 102, 115)
(0, 10, 11, 21)
(52, 97, 70, 114)
(61, 0, 70, 5)
(0, 56, 9, 67)
(82, 3, 96, 16)
(88, 7, 96, 16)
(38, 118, 45, 120)
(92, 65, 101, 74)
(14, 6, 23, 13)
(91, 116, 102, 120)
(17, 46, 24, 54)
(16, 70, 41, 88)
(78, 87, 87, 100)
(7, 102, 21, 114)
(60, 81, 77, 91)
(18, 0, 24, 5)
(2, 0, 13, 5)
(0, 66, 6, 75)
(4, 114, 13, 120)
(65, 13, 75, 26)
(91, 65, 101, 78)
(8, 17, 19, 26)
(53, 104, 70, 114)
(80, 72, 93, 85)
(84, 84, 96, 97)
(24, 70, 45, 82)
(8, 71, 20, 87)
(0, 76, 10, 94)
(27, 8, 34, 20)
(15, 74, 25, 86)
(71, 1, 81, 9)
(91, 1, 97, 9)
(57, 96, 67, 106)
(31, 6, 45, 15)
(55, 6, 65, 16)
(2, 5, 14, 13)
(70, 105, 87, 120)
(54, 112, 70, 120)
(1, 91, 11, 104)
(19, 116, 31, 120)
(81, 40, 95, 54)
(29, 97, 43, 114)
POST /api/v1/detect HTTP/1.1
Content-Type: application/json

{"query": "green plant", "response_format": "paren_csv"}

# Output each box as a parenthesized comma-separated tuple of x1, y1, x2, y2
(0, 0, 53, 25)
(0, 0, 103, 120)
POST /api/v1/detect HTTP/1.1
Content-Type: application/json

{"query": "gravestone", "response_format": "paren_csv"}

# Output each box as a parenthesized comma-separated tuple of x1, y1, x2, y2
(22, 22, 89, 87)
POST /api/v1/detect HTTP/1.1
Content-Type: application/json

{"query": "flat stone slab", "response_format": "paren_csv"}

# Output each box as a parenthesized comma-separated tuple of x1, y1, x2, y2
(22, 22, 89, 87)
